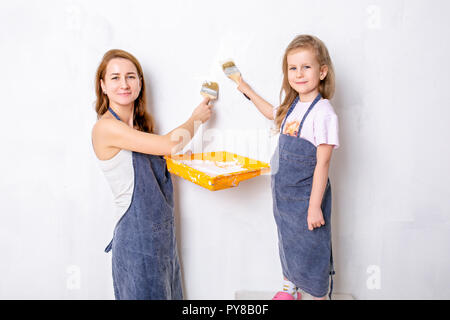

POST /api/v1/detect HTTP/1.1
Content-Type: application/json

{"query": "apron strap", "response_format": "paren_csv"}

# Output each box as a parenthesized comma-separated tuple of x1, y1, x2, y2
(108, 107, 122, 121)
(328, 245, 335, 300)
(296, 93, 322, 138)
(280, 94, 322, 137)
(104, 238, 113, 253)
(280, 96, 299, 132)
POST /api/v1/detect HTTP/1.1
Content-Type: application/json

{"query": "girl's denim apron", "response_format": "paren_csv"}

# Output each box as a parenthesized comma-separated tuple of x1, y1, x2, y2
(104, 108, 183, 300)
(271, 94, 335, 299)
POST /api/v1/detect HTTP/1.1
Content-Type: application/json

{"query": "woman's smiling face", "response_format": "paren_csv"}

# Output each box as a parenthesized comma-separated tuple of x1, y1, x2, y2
(101, 58, 141, 107)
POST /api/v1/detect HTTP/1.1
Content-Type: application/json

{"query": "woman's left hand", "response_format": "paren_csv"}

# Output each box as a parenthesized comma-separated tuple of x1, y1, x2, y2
(307, 206, 325, 231)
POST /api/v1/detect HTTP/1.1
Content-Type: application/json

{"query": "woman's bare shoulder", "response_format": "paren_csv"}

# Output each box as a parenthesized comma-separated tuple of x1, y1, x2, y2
(92, 116, 117, 145)
(92, 114, 120, 137)
(91, 115, 122, 158)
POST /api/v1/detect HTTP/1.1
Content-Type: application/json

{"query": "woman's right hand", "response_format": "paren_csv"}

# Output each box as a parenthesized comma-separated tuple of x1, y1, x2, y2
(191, 97, 213, 123)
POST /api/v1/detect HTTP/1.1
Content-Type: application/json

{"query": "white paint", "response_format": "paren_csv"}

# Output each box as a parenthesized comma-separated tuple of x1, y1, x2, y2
(1, 0, 450, 300)
(177, 160, 246, 177)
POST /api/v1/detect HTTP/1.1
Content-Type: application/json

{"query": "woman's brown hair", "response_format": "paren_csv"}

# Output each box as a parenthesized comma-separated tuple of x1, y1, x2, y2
(94, 49, 154, 133)
(274, 35, 335, 131)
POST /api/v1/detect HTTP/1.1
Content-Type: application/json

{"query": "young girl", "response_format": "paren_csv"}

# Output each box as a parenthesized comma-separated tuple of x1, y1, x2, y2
(237, 35, 339, 300)
(91, 49, 213, 299)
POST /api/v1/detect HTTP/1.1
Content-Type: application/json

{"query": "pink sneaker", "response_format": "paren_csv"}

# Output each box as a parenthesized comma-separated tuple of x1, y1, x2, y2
(272, 291, 302, 300)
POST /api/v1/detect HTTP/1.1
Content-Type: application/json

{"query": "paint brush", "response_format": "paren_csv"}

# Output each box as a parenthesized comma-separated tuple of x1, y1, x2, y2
(200, 81, 219, 100)
(222, 60, 251, 100)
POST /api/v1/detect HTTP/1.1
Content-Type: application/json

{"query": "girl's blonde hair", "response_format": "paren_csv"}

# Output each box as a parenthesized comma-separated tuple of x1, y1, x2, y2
(94, 49, 154, 133)
(274, 35, 335, 131)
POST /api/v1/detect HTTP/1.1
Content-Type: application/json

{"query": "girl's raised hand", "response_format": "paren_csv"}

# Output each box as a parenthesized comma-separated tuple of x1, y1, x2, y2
(307, 207, 325, 231)
(237, 77, 252, 94)
(191, 97, 213, 123)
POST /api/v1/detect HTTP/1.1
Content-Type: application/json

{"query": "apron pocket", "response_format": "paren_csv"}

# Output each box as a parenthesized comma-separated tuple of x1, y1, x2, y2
(280, 150, 316, 164)
(276, 183, 312, 201)
(151, 218, 175, 257)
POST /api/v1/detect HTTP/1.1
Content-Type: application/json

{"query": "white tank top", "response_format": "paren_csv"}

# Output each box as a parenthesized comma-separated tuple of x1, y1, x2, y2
(97, 149, 135, 224)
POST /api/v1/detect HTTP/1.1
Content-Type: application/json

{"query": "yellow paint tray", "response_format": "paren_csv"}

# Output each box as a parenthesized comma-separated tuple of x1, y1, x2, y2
(164, 151, 270, 191)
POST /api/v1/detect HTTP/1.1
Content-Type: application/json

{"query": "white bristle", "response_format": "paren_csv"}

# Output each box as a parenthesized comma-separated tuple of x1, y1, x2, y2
(224, 65, 240, 76)
(201, 87, 218, 98)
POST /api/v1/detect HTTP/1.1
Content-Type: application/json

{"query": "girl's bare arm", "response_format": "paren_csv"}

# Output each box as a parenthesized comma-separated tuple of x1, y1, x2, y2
(307, 144, 334, 230)
(237, 79, 274, 120)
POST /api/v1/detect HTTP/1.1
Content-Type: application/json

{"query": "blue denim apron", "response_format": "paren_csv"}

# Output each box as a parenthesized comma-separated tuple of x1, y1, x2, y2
(271, 94, 335, 299)
(104, 107, 183, 300)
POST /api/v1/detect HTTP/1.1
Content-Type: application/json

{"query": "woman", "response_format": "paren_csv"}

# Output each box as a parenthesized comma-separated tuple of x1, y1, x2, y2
(91, 49, 212, 299)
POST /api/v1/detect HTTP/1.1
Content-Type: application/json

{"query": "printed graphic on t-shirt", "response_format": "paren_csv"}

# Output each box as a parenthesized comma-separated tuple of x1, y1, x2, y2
(284, 121, 300, 137)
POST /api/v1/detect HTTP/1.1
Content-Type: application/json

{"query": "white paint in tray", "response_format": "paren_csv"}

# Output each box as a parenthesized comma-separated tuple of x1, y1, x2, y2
(178, 159, 246, 177)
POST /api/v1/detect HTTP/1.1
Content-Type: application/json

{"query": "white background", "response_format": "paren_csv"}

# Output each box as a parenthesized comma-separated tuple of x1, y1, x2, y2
(1, 0, 449, 299)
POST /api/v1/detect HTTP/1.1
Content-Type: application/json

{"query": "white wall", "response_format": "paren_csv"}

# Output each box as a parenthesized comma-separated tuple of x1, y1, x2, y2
(1, 0, 449, 299)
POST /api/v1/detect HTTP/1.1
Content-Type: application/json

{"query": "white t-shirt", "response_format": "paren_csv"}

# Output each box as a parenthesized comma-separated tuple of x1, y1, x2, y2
(97, 149, 134, 225)
(273, 99, 339, 149)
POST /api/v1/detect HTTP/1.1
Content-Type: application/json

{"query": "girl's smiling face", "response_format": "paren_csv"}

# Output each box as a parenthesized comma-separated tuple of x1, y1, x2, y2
(287, 48, 328, 101)
(101, 58, 141, 108)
